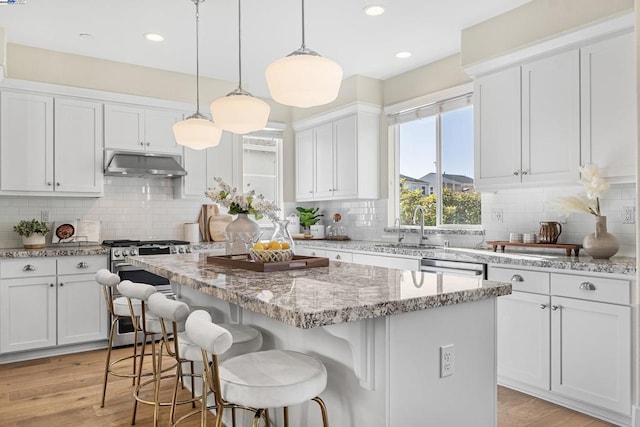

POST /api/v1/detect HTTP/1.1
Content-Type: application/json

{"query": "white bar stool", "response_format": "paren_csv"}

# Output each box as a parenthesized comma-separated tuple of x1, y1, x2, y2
(185, 310, 329, 427)
(96, 269, 144, 408)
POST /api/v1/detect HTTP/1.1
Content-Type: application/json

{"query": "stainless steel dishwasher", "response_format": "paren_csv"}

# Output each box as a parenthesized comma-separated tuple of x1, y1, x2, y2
(420, 258, 487, 279)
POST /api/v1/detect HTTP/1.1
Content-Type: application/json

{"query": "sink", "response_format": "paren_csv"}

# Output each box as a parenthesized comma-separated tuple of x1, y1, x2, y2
(373, 243, 441, 250)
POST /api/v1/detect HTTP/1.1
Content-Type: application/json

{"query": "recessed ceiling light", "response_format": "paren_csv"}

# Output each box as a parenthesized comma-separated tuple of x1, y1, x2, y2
(144, 33, 164, 42)
(396, 51, 412, 59)
(363, 5, 385, 16)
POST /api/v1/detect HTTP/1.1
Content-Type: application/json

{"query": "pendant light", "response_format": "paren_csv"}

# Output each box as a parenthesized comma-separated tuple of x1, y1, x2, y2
(210, 0, 270, 135)
(265, 0, 343, 108)
(173, 0, 222, 150)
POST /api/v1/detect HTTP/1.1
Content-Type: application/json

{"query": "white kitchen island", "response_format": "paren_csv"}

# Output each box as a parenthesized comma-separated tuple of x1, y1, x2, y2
(128, 253, 511, 427)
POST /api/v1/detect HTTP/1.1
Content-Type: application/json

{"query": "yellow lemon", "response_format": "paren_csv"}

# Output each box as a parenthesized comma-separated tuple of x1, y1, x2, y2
(253, 242, 265, 250)
(281, 242, 291, 250)
(268, 241, 282, 250)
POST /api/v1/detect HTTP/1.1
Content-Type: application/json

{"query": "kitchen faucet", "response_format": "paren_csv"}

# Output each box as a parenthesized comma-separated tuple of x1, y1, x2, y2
(412, 205, 427, 246)
(394, 218, 404, 243)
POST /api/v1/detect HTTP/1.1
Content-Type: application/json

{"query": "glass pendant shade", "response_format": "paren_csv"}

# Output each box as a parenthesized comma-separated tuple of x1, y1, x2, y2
(210, 90, 271, 135)
(266, 50, 343, 108)
(173, 114, 222, 150)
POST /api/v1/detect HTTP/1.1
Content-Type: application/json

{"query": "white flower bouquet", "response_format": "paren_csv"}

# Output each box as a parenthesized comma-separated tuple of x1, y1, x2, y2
(552, 164, 609, 217)
(205, 177, 280, 221)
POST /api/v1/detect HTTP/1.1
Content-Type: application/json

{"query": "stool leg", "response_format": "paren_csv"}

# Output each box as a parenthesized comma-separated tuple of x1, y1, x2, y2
(154, 338, 163, 427)
(190, 361, 196, 408)
(131, 318, 139, 385)
(264, 408, 270, 427)
(283, 407, 288, 427)
(214, 402, 225, 427)
(131, 334, 149, 425)
(170, 360, 182, 424)
(232, 407, 237, 427)
(252, 409, 264, 427)
(312, 396, 329, 427)
(101, 315, 119, 407)
(201, 370, 208, 427)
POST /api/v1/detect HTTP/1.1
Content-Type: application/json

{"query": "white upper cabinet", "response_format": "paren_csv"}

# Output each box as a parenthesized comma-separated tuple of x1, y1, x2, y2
(294, 103, 380, 202)
(104, 103, 182, 155)
(580, 31, 636, 182)
(474, 67, 522, 187)
(473, 28, 634, 189)
(0, 91, 103, 196)
(522, 49, 580, 185)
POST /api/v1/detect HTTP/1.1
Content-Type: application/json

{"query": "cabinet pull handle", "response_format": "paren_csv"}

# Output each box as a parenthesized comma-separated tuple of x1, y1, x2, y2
(311, 252, 316, 256)
(23, 264, 36, 272)
(513, 171, 519, 176)
(146, 142, 151, 146)
(139, 142, 145, 146)
(551, 305, 559, 311)
(77, 262, 89, 269)
(578, 282, 596, 291)
(521, 170, 528, 176)
(539, 304, 547, 309)
(309, 190, 313, 193)
(510, 274, 524, 282)
(56, 182, 60, 186)
(50, 283, 54, 287)
(59, 282, 64, 287)
(47, 182, 52, 186)
(335, 254, 341, 260)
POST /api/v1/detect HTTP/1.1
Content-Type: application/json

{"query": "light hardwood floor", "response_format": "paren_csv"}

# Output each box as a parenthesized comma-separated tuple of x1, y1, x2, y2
(0, 347, 617, 427)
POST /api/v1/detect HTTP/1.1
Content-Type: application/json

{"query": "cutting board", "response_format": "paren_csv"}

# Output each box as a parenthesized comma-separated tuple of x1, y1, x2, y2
(208, 214, 232, 242)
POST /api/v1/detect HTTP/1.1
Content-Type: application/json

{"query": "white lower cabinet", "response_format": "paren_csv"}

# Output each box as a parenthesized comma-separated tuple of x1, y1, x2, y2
(491, 265, 632, 421)
(295, 247, 326, 258)
(351, 253, 420, 271)
(0, 255, 108, 354)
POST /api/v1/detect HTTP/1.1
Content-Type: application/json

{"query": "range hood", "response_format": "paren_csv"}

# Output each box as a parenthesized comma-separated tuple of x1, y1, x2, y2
(104, 150, 187, 178)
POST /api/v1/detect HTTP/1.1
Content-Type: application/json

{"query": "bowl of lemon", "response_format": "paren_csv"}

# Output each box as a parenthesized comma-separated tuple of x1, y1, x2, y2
(249, 240, 294, 263)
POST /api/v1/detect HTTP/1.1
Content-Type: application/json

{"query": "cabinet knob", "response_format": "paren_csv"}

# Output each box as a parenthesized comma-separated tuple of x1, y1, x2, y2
(539, 304, 547, 310)
(521, 170, 528, 176)
(50, 283, 54, 287)
(513, 171, 519, 176)
(56, 182, 60, 186)
(23, 264, 36, 272)
(146, 142, 151, 146)
(140, 142, 145, 146)
(311, 252, 316, 256)
(309, 190, 313, 193)
(551, 305, 559, 311)
(47, 182, 52, 186)
(510, 274, 524, 282)
(77, 262, 89, 269)
(578, 281, 596, 291)
(335, 254, 341, 260)
(59, 283, 64, 287)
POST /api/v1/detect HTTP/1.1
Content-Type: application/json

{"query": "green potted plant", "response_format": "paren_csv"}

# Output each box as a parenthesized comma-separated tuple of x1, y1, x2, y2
(13, 219, 50, 249)
(296, 207, 324, 237)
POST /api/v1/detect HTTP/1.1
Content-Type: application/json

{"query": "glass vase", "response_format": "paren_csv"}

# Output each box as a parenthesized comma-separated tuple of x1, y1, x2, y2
(225, 213, 260, 255)
(582, 215, 619, 259)
(269, 219, 295, 253)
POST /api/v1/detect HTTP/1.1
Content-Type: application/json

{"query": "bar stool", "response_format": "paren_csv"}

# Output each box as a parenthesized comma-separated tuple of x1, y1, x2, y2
(172, 309, 263, 426)
(96, 269, 144, 408)
(185, 310, 329, 427)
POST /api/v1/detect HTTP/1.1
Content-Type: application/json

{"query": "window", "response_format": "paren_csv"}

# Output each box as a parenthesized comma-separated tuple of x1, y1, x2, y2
(389, 91, 480, 227)
(242, 131, 283, 225)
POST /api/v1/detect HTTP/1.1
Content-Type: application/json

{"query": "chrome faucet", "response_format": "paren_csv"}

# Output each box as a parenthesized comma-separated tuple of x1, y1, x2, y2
(413, 205, 427, 246)
(394, 218, 405, 243)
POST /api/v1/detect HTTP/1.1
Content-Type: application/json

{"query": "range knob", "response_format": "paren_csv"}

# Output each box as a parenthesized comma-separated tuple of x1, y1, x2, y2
(171, 247, 177, 254)
(185, 247, 192, 253)
(178, 247, 185, 253)
(122, 250, 130, 257)
(130, 249, 138, 256)
(113, 250, 121, 257)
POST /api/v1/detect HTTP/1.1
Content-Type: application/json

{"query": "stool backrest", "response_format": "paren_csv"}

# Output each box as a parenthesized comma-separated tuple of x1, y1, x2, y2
(185, 311, 233, 357)
(147, 293, 191, 358)
(95, 269, 120, 316)
(117, 280, 157, 301)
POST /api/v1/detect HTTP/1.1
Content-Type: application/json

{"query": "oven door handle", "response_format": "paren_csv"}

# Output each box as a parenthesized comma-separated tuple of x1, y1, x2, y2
(112, 262, 143, 272)
(420, 266, 484, 276)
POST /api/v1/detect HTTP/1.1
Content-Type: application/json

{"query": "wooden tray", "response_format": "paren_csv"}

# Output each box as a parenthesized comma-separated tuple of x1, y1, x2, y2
(486, 241, 582, 256)
(207, 254, 330, 272)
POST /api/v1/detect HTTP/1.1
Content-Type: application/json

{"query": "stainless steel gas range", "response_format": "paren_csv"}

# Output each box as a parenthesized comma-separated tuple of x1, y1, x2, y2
(102, 239, 192, 346)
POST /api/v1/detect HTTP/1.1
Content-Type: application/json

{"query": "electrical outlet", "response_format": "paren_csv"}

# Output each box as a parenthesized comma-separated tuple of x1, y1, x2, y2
(440, 344, 455, 378)
(40, 210, 50, 222)
(622, 206, 635, 224)
(491, 209, 503, 223)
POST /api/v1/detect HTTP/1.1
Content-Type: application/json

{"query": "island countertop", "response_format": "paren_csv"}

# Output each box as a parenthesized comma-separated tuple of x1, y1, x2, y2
(127, 253, 512, 329)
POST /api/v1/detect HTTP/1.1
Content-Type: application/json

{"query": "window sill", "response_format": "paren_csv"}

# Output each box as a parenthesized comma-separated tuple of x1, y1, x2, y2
(383, 227, 485, 236)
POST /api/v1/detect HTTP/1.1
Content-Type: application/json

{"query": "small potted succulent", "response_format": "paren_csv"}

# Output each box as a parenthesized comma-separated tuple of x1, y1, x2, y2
(13, 219, 50, 249)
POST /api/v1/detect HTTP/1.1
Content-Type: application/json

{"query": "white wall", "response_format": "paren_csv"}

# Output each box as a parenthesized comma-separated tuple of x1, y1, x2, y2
(0, 177, 208, 248)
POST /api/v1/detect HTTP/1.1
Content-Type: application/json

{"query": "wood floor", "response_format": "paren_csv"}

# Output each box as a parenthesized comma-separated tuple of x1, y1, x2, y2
(0, 347, 617, 427)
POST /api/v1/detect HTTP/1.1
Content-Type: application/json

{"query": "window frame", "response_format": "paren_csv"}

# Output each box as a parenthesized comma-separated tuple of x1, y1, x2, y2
(386, 83, 480, 229)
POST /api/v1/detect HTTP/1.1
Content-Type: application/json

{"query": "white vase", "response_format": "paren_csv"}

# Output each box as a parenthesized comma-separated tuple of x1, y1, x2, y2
(225, 213, 260, 255)
(582, 216, 619, 259)
(22, 233, 46, 249)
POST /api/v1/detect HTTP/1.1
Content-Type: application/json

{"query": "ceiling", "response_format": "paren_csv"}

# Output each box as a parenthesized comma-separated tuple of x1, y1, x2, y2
(0, 0, 530, 98)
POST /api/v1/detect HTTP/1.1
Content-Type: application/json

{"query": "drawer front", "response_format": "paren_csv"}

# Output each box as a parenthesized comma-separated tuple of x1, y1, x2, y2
(0, 258, 57, 279)
(488, 266, 549, 294)
(58, 255, 108, 276)
(551, 273, 630, 305)
(296, 247, 326, 257)
(324, 250, 353, 263)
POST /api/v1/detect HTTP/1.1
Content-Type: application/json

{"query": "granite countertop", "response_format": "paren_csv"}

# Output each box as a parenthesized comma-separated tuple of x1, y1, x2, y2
(294, 240, 638, 276)
(127, 253, 512, 329)
(0, 245, 109, 258)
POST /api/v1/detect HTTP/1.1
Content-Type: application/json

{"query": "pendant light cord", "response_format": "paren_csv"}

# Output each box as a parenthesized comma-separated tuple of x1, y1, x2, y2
(237, 0, 242, 89)
(301, 0, 306, 49)
(194, 0, 201, 114)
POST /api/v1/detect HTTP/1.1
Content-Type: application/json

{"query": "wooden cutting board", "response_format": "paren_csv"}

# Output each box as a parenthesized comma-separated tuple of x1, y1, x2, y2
(208, 213, 232, 242)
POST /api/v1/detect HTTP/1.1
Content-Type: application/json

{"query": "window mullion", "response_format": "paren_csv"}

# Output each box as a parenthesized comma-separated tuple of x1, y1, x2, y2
(435, 113, 443, 226)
